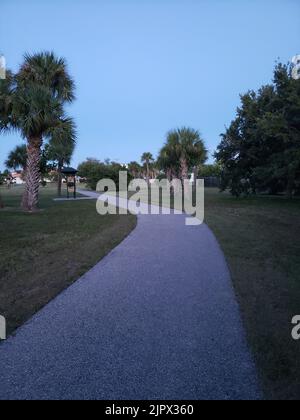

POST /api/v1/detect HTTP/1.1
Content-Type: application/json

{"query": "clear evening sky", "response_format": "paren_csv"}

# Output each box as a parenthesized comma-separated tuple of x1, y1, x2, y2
(0, 0, 299, 170)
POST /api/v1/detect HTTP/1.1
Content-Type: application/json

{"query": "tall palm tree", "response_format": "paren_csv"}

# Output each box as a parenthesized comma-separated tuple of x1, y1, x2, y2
(46, 118, 76, 196)
(158, 127, 207, 183)
(141, 152, 154, 183)
(0, 52, 75, 211)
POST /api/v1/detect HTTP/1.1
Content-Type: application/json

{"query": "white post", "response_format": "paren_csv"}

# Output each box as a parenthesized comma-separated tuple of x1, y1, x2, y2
(292, 55, 300, 80)
(0, 55, 6, 79)
(0, 315, 6, 340)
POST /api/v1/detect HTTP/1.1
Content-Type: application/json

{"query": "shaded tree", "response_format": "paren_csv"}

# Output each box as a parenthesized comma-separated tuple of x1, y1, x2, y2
(78, 158, 131, 191)
(198, 163, 222, 178)
(215, 63, 300, 197)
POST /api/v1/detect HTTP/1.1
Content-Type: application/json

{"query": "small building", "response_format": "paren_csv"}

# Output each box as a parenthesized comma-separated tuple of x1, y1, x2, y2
(11, 171, 25, 185)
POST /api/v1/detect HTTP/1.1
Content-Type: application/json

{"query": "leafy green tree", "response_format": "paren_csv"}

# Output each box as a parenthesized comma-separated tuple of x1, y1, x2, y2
(77, 159, 102, 190)
(78, 158, 131, 191)
(0, 52, 75, 210)
(198, 163, 222, 178)
(215, 63, 300, 197)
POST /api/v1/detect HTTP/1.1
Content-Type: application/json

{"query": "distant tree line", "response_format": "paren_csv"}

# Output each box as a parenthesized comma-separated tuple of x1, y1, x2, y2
(77, 127, 223, 191)
(215, 63, 300, 197)
(78, 128, 215, 191)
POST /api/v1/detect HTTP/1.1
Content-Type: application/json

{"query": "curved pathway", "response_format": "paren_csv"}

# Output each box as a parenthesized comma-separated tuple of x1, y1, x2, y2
(0, 191, 261, 400)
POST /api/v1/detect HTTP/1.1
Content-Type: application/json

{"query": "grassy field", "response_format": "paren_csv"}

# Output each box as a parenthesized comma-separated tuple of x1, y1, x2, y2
(0, 184, 136, 336)
(204, 189, 300, 400)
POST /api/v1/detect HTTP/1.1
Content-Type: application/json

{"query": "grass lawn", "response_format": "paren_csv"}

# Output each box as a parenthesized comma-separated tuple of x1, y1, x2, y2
(204, 189, 300, 400)
(0, 184, 137, 336)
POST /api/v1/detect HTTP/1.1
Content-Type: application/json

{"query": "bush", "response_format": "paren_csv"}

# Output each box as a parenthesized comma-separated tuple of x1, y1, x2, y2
(77, 159, 133, 191)
(198, 164, 221, 178)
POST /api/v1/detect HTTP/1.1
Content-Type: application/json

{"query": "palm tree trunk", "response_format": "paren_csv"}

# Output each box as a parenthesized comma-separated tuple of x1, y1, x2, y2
(180, 156, 189, 203)
(193, 166, 198, 189)
(146, 162, 150, 185)
(166, 168, 172, 182)
(22, 136, 42, 211)
(180, 156, 189, 182)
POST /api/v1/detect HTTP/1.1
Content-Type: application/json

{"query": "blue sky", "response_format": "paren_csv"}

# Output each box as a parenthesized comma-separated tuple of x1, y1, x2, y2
(0, 0, 299, 170)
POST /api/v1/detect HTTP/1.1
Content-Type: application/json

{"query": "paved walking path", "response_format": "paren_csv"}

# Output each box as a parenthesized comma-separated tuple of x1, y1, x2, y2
(0, 190, 261, 400)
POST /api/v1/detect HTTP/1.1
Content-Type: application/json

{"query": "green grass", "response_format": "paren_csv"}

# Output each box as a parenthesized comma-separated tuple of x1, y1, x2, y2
(0, 184, 137, 336)
(204, 189, 300, 400)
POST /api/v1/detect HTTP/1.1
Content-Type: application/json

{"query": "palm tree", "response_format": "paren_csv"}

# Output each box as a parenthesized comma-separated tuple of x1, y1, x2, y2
(46, 118, 76, 196)
(157, 141, 181, 180)
(141, 152, 154, 183)
(158, 127, 207, 183)
(128, 161, 142, 179)
(0, 52, 75, 211)
(5, 144, 27, 171)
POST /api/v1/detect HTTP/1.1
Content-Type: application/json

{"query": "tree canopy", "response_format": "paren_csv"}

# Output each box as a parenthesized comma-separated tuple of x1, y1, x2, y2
(5, 144, 27, 170)
(78, 158, 132, 191)
(215, 63, 300, 197)
(157, 127, 207, 180)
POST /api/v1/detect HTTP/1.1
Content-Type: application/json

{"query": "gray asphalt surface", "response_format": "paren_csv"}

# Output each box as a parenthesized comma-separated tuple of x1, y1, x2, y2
(0, 191, 261, 400)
